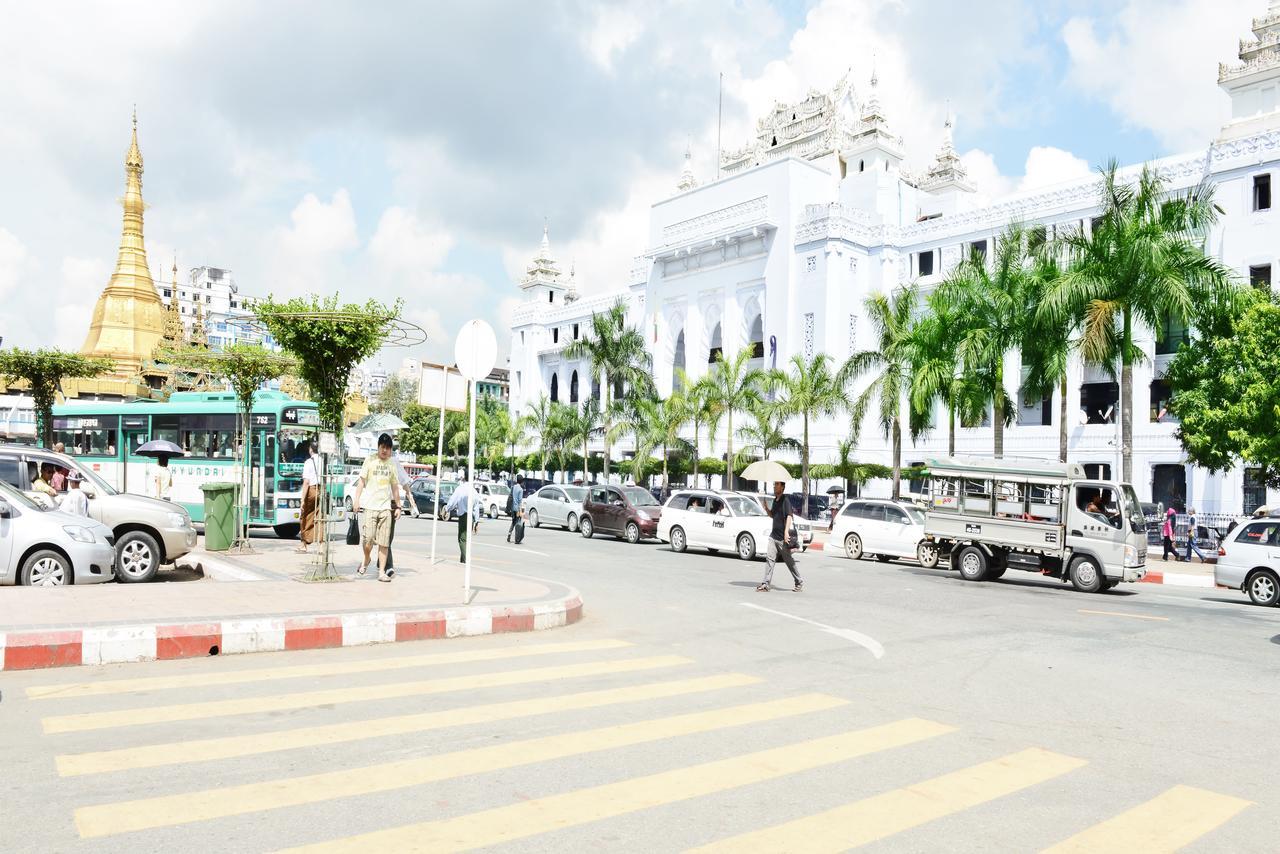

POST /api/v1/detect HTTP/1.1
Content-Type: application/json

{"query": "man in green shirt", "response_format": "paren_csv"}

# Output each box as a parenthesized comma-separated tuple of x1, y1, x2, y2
(353, 433, 402, 582)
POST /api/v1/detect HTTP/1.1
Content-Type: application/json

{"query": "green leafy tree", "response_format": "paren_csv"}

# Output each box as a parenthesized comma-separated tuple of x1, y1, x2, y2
(1167, 288, 1280, 487)
(1044, 161, 1234, 482)
(699, 348, 764, 490)
(397, 402, 439, 459)
(849, 284, 921, 500)
(736, 400, 799, 463)
(372, 374, 415, 418)
(0, 349, 114, 447)
(637, 391, 695, 491)
(1021, 251, 1077, 462)
(684, 369, 715, 482)
(904, 290, 985, 456)
(563, 300, 652, 480)
(766, 353, 852, 515)
(560, 398, 604, 484)
(524, 395, 558, 479)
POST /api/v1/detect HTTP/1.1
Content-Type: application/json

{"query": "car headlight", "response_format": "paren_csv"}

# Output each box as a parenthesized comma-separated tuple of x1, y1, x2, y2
(63, 525, 95, 543)
(636, 510, 651, 521)
(167, 512, 188, 529)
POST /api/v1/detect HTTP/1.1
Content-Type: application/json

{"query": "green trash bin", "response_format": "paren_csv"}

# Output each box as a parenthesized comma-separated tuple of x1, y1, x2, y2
(200, 482, 240, 551)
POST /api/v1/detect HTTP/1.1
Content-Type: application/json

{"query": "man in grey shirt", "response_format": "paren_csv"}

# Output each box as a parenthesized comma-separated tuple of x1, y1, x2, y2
(507, 475, 525, 543)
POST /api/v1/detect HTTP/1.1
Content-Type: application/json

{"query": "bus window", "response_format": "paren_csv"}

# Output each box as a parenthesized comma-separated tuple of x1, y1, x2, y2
(52, 416, 119, 457)
(152, 415, 180, 448)
(963, 479, 992, 515)
(178, 414, 238, 459)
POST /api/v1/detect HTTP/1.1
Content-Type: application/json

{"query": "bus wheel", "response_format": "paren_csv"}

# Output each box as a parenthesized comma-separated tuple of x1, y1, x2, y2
(116, 531, 161, 583)
(274, 524, 300, 540)
(1068, 556, 1104, 593)
(957, 546, 989, 582)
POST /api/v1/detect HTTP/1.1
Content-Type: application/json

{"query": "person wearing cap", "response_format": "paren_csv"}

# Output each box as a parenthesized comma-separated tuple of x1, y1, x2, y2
(352, 432, 400, 582)
(59, 472, 90, 517)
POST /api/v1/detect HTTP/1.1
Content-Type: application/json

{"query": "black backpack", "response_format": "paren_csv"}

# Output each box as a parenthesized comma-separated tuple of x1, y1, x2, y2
(505, 492, 514, 514)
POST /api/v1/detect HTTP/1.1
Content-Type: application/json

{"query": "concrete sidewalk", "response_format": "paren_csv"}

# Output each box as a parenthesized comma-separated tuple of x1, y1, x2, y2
(0, 537, 583, 672)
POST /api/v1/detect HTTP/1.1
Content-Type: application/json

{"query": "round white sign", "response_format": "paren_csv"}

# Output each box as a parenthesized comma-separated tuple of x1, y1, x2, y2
(454, 319, 498, 381)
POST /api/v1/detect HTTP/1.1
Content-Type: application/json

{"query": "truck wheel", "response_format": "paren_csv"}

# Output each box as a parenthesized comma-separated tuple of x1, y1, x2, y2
(844, 532, 863, 561)
(917, 542, 941, 569)
(116, 531, 161, 583)
(1069, 556, 1104, 593)
(957, 546, 989, 582)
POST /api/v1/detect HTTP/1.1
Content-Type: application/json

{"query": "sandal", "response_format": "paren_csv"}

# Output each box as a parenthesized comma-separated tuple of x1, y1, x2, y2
(756, 583, 769, 592)
(356, 564, 368, 577)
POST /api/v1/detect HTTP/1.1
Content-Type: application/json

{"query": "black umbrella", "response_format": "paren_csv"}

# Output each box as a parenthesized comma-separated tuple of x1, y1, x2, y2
(826, 485, 846, 494)
(135, 439, 185, 458)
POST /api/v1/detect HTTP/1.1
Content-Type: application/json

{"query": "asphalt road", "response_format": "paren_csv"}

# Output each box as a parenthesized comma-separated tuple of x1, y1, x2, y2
(3, 513, 1278, 852)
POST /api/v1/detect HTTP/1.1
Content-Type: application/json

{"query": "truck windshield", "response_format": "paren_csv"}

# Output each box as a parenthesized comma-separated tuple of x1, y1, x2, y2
(1122, 485, 1145, 533)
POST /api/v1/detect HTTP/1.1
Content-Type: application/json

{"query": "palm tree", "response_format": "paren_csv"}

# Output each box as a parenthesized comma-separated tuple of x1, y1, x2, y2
(1021, 251, 1076, 462)
(766, 353, 852, 516)
(524, 395, 557, 480)
(906, 287, 987, 456)
(563, 300, 652, 482)
(686, 370, 715, 484)
(736, 399, 799, 462)
(560, 398, 604, 484)
(699, 348, 764, 490)
(849, 284, 921, 500)
(1044, 161, 1233, 482)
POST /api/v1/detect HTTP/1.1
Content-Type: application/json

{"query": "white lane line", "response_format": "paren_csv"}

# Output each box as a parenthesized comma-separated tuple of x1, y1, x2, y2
(740, 602, 885, 659)
(1078, 609, 1170, 622)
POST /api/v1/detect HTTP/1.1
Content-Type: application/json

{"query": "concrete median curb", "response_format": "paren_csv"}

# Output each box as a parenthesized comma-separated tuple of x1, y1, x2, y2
(0, 591, 584, 672)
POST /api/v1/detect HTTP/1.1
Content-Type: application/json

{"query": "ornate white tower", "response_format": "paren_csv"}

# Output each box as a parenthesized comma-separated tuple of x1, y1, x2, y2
(920, 112, 975, 193)
(1218, 1, 1280, 140)
(519, 225, 568, 305)
(676, 143, 698, 193)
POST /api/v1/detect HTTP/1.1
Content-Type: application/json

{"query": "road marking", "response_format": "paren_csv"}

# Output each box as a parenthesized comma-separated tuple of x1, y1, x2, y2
(690, 748, 1086, 852)
(56, 673, 762, 776)
(41, 655, 689, 734)
(74, 693, 850, 838)
(740, 602, 885, 659)
(1078, 609, 1170, 622)
(273, 718, 954, 853)
(1043, 784, 1252, 853)
(27, 637, 629, 700)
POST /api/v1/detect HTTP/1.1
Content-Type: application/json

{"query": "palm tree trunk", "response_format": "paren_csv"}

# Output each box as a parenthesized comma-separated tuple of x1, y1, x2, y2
(602, 373, 612, 482)
(891, 417, 902, 500)
(726, 412, 734, 491)
(1121, 310, 1133, 484)
(948, 402, 956, 456)
(662, 442, 669, 491)
(692, 422, 700, 480)
(582, 436, 588, 484)
(1058, 375, 1068, 463)
(801, 413, 811, 518)
(993, 363, 1004, 459)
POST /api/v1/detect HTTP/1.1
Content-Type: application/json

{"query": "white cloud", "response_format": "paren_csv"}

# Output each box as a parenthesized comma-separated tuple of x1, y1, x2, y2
(583, 6, 644, 72)
(961, 149, 1015, 199)
(1062, 0, 1256, 149)
(369, 207, 454, 274)
(54, 256, 103, 348)
(0, 228, 32, 298)
(1018, 146, 1093, 192)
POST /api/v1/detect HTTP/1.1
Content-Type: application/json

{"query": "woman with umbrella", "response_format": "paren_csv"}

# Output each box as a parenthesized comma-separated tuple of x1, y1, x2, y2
(135, 439, 184, 501)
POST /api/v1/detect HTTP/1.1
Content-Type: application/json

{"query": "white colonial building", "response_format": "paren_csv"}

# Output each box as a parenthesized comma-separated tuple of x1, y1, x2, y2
(510, 5, 1280, 514)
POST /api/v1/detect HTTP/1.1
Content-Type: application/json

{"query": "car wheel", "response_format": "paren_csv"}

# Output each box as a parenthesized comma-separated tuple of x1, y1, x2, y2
(625, 521, 641, 544)
(274, 523, 300, 540)
(580, 516, 594, 538)
(528, 508, 540, 528)
(20, 549, 71, 586)
(737, 533, 756, 560)
(957, 545, 989, 582)
(116, 531, 162, 583)
(917, 542, 941, 569)
(1068, 556, 1104, 593)
(1247, 569, 1280, 607)
(844, 532, 863, 561)
(567, 512, 579, 533)
(670, 526, 687, 553)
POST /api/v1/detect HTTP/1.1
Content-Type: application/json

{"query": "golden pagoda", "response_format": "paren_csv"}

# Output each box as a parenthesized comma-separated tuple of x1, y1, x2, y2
(68, 112, 168, 399)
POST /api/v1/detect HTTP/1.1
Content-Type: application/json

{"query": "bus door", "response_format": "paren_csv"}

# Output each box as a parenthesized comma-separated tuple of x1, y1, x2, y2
(249, 413, 277, 522)
(122, 416, 150, 495)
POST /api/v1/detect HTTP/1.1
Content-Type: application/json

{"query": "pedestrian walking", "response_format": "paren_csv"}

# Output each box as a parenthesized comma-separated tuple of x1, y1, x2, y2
(351, 433, 400, 582)
(58, 472, 90, 516)
(444, 477, 480, 562)
(1161, 506, 1181, 562)
(296, 442, 320, 554)
(507, 475, 525, 543)
(758, 480, 802, 592)
(150, 456, 173, 501)
(1184, 507, 1209, 563)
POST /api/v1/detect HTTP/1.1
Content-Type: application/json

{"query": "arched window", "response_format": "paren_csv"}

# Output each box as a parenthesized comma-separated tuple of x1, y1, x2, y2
(672, 330, 686, 392)
(708, 322, 723, 364)
(591, 375, 600, 403)
(748, 314, 764, 358)
(613, 378, 624, 400)
(550, 373, 559, 403)
(569, 370, 579, 404)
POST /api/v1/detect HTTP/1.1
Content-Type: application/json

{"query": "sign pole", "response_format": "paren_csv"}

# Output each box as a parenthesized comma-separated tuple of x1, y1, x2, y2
(430, 368, 450, 565)
(453, 318, 497, 605)
(464, 374, 478, 602)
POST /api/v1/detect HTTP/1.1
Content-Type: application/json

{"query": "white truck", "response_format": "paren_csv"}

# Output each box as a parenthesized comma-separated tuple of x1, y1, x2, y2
(922, 456, 1147, 593)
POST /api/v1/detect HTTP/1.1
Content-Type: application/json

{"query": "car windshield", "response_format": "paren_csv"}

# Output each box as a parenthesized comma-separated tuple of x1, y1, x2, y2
(563, 486, 587, 501)
(0, 478, 43, 511)
(623, 486, 659, 506)
(905, 506, 926, 525)
(73, 462, 118, 496)
(488, 483, 511, 495)
(726, 495, 766, 516)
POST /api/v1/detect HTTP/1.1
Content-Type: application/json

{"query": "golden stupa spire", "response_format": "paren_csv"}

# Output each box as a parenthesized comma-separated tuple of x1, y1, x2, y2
(79, 110, 165, 382)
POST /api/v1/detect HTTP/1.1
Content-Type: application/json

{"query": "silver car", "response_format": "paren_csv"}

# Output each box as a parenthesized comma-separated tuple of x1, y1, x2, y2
(524, 484, 588, 532)
(0, 481, 116, 586)
(1215, 518, 1280, 606)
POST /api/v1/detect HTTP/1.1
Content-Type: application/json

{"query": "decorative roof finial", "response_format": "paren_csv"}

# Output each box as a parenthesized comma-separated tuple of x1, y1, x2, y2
(677, 137, 698, 192)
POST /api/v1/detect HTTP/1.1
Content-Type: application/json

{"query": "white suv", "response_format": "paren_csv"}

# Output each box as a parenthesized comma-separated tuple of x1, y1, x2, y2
(1215, 518, 1280, 606)
(830, 498, 940, 567)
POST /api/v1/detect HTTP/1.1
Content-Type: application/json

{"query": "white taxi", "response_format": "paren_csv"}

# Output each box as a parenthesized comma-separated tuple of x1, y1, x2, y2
(831, 498, 940, 567)
(658, 490, 774, 560)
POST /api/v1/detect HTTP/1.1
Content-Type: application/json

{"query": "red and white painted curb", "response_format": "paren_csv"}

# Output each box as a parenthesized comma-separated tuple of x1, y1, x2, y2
(0, 593, 583, 672)
(1138, 570, 1217, 588)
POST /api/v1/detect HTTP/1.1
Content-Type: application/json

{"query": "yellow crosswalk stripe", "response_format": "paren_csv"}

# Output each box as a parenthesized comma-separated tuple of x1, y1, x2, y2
(690, 747, 1087, 853)
(273, 718, 955, 854)
(42, 655, 690, 735)
(56, 673, 762, 776)
(1042, 784, 1252, 853)
(27, 638, 630, 700)
(74, 693, 851, 839)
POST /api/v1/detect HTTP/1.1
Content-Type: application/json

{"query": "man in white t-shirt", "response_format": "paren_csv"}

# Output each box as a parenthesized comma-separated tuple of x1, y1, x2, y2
(58, 472, 90, 517)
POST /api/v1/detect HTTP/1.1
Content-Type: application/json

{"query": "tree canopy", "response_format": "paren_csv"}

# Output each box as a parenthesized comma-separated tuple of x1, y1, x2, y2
(0, 348, 114, 447)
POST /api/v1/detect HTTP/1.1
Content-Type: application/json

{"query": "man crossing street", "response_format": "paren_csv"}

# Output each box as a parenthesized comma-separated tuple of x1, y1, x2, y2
(758, 480, 802, 592)
(507, 475, 525, 543)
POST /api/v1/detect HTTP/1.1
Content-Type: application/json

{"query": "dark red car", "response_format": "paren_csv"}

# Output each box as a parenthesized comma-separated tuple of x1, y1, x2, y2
(580, 484, 664, 544)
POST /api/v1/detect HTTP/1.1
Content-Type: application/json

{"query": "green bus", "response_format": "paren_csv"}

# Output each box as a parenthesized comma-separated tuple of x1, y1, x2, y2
(50, 390, 344, 537)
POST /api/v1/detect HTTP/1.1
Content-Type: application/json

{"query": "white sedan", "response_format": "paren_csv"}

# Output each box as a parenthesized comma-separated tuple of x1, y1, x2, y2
(524, 484, 588, 532)
(830, 498, 940, 567)
(658, 490, 774, 560)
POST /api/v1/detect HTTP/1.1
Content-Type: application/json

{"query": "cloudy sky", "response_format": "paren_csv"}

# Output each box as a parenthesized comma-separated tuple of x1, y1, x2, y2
(0, 0, 1260, 370)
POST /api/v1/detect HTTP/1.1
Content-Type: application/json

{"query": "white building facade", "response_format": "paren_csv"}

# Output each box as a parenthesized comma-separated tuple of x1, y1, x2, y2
(159, 265, 279, 352)
(509, 7, 1280, 514)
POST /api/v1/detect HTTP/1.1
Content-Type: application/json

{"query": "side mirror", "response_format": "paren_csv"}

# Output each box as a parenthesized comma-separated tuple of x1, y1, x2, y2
(0, 499, 11, 518)
(81, 485, 96, 498)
